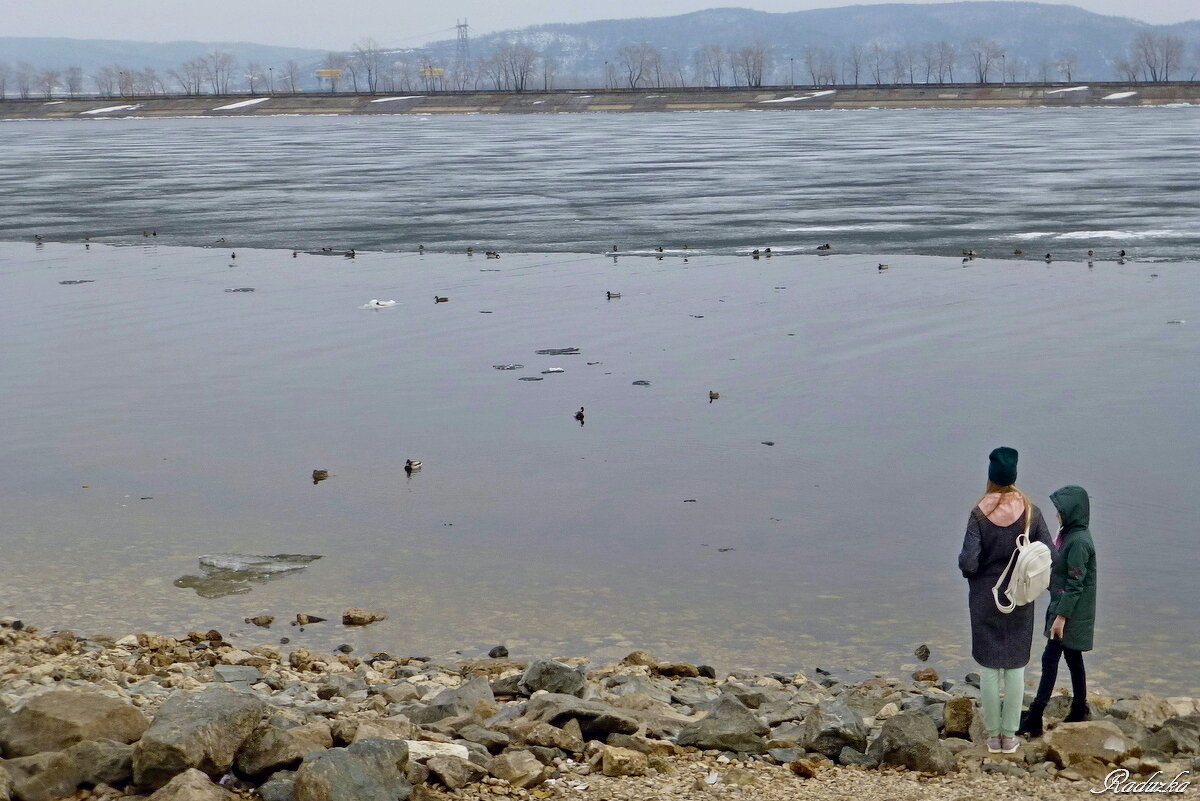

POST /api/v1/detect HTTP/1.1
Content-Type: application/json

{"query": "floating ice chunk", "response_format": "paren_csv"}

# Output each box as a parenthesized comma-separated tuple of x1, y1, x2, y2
(535, 347, 580, 355)
(362, 299, 397, 309)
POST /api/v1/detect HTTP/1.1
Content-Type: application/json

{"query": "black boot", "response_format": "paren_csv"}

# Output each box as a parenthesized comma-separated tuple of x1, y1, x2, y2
(1064, 698, 1090, 723)
(1016, 702, 1045, 737)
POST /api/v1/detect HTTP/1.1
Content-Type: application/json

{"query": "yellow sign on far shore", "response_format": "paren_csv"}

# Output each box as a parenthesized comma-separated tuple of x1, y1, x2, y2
(420, 67, 445, 77)
(314, 69, 343, 78)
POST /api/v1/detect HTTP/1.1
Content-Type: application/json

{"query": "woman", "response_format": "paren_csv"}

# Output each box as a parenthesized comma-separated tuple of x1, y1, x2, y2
(1018, 485, 1097, 737)
(959, 447, 1054, 753)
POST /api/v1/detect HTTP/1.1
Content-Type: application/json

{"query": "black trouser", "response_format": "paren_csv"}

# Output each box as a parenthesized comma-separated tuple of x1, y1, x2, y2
(1033, 638, 1087, 707)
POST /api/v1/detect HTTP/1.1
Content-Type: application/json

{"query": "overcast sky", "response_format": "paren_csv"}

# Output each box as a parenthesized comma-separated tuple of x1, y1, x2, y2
(2, 0, 1194, 50)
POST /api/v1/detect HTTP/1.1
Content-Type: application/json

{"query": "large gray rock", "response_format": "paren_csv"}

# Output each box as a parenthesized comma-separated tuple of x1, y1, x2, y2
(258, 770, 296, 801)
(64, 738, 134, 786)
(518, 660, 586, 698)
(1, 691, 149, 757)
(235, 722, 332, 780)
(522, 693, 639, 740)
(145, 768, 238, 801)
(1043, 721, 1142, 768)
(1143, 717, 1200, 755)
(801, 698, 868, 758)
(458, 725, 510, 753)
(426, 754, 486, 789)
(1, 751, 82, 801)
(865, 711, 955, 774)
(293, 737, 411, 801)
(406, 676, 495, 724)
(133, 686, 269, 789)
(0, 763, 11, 801)
(486, 750, 547, 789)
(675, 695, 768, 753)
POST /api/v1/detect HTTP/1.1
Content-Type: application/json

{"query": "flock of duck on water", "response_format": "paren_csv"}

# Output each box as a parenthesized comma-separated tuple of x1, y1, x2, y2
(34, 232, 1134, 269)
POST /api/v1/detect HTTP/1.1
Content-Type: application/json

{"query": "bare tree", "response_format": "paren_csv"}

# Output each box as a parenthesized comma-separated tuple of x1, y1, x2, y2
(1111, 55, 1139, 82)
(843, 44, 866, 85)
(541, 51, 559, 90)
(1055, 51, 1079, 82)
(38, 69, 61, 98)
(202, 50, 237, 94)
(245, 62, 265, 93)
(65, 66, 83, 96)
(965, 38, 1003, 83)
(0, 62, 9, 98)
(935, 40, 957, 82)
(804, 46, 836, 85)
(867, 42, 888, 85)
(1128, 32, 1183, 82)
(891, 44, 916, 83)
(1160, 34, 1184, 81)
(693, 43, 725, 87)
(16, 62, 36, 98)
(353, 38, 383, 92)
(92, 66, 118, 97)
(733, 42, 771, 87)
(321, 52, 348, 92)
(281, 60, 301, 93)
(617, 44, 660, 89)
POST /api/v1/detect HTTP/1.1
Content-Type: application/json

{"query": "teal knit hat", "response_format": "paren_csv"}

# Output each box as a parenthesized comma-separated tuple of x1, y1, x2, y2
(988, 447, 1018, 486)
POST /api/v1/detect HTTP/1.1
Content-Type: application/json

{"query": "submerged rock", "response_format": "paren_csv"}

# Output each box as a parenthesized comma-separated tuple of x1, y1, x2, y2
(492, 364, 524, 370)
(534, 347, 580, 355)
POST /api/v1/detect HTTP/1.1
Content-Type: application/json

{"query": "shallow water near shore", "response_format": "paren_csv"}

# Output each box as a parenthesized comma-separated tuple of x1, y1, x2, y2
(1, 240, 1196, 694)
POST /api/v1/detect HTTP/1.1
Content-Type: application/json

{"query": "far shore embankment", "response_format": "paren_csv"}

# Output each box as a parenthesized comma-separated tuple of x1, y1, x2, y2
(3, 82, 1199, 119)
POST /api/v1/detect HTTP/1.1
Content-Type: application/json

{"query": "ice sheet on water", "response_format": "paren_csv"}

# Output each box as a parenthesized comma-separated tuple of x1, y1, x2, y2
(175, 553, 322, 599)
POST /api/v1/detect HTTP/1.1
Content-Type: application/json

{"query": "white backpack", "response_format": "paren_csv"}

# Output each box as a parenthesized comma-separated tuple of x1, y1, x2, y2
(992, 501, 1053, 613)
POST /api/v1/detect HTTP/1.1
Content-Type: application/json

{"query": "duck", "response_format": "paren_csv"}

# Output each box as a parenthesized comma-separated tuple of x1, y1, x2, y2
(34, 234, 44, 241)
(764, 248, 772, 257)
(292, 250, 298, 258)
(816, 243, 831, 251)
(1119, 249, 1127, 258)
(418, 244, 425, 251)
(216, 237, 226, 244)
(574, 407, 585, 421)
(709, 391, 720, 402)
(1044, 253, 1053, 261)
(1086, 249, 1094, 258)
(655, 246, 664, 253)
(751, 249, 760, 257)
(143, 230, 150, 237)
(345, 249, 356, 258)
(434, 295, 449, 303)
(877, 263, 889, 271)
(961, 249, 977, 257)
(366, 299, 397, 308)
(486, 251, 501, 259)
(85, 243, 90, 250)
(405, 459, 422, 472)
(312, 469, 329, 483)
(1013, 249, 1023, 255)
(606, 291, 621, 299)
(612, 245, 619, 252)
(230, 252, 236, 259)
(467, 246, 474, 254)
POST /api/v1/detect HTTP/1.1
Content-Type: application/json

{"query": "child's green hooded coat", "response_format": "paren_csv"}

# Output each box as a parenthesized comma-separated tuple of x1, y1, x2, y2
(1046, 485, 1097, 651)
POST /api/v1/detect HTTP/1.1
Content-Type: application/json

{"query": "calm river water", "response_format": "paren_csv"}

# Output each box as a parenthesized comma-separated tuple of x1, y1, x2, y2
(0, 108, 1197, 693)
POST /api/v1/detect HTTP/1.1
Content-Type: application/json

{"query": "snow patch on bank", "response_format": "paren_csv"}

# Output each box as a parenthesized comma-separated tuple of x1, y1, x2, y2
(212, 98, 272, 111)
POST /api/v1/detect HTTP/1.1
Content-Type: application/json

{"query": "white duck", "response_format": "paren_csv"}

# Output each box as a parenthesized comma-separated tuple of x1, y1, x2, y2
(363, 299, 397, 309)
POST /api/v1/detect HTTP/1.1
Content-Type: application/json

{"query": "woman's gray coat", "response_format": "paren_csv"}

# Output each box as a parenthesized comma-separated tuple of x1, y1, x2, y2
(959, 503, 1054, 669)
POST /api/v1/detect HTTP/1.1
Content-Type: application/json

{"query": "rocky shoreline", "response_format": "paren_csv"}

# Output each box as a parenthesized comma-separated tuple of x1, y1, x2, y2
(1, 618, 1197, 801)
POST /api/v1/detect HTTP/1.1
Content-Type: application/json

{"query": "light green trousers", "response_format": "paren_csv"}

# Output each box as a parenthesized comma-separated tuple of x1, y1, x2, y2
(978, 666, 1024, 736)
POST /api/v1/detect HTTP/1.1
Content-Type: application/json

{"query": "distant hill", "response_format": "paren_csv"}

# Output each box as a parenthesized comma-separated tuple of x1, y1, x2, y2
(0, 37, 325, 88)
(418, 2, 1200, 84)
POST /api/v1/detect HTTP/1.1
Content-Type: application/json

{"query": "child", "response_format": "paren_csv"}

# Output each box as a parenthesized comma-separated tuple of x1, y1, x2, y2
(1018, 485, 1097, 737)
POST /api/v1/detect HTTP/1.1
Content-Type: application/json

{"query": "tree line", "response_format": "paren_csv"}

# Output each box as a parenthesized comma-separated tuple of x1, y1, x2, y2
(0, 31, 1194, 99)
